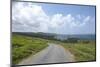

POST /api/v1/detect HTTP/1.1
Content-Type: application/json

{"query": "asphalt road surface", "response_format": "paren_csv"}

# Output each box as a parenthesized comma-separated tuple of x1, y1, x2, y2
(18, 43, 74, 65)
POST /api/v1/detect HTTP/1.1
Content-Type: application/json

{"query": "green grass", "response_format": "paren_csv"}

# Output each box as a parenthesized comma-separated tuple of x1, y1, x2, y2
(12, 34, 96, 63)
(61, 41, 96, 62)
(12, 34, 48, 64)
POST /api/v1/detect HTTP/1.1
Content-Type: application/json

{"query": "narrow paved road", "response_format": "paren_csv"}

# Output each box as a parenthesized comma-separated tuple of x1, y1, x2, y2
(18, 43, 74, 65)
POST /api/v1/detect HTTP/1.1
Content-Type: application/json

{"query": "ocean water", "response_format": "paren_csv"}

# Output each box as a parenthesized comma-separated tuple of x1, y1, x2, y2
(54, 34, 96, 40)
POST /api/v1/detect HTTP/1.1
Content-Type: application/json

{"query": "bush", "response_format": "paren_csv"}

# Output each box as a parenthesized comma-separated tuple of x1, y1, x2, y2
(63, 38, 78, 43)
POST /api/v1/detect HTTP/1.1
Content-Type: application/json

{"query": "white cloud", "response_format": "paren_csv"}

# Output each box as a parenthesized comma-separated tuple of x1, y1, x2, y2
(83, 16, 90, 22)
(12, 2, 95, 34)
(12, 2, 49, 32)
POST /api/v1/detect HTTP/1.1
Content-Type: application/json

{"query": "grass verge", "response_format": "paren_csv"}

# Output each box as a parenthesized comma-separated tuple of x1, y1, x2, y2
(61, 41, 96, 62)
(12, 34, 48, 64)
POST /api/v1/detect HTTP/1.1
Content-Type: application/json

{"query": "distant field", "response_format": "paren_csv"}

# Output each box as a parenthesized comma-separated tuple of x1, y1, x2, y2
(12, 34, 48, 64)
(61, 41, 96, 62)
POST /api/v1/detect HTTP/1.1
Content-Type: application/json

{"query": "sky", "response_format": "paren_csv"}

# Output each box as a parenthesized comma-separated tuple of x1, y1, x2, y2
(12, 1, 96, 34)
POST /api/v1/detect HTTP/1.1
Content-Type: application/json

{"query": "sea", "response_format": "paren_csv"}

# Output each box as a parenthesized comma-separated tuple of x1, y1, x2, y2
(54, 34, 96, 40)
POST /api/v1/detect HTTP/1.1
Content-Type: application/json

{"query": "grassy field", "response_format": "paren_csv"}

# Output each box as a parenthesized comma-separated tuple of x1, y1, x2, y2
(12, 34, 48, 64)
(61, 40, 96, 62)
(12, 33, 96, 64)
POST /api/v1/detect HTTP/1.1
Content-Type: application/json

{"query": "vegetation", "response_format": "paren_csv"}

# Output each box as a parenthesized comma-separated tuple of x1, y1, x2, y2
(62, 38, 79, 43)
(12, 32, 96, 64)
(61, 40, 96, 62)
(12, 34, 48, 64)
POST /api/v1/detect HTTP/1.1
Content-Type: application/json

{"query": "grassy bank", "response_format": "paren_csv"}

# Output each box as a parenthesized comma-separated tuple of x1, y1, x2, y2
(12, 34, 48, 64)
(61, 41, 96, 62)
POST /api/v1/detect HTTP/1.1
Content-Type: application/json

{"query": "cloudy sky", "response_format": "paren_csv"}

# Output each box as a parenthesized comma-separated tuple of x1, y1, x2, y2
(12, 1, 96, 34)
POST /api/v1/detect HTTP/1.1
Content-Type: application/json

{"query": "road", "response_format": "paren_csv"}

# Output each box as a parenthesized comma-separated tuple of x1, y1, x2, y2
(18, 43, 74, 65)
